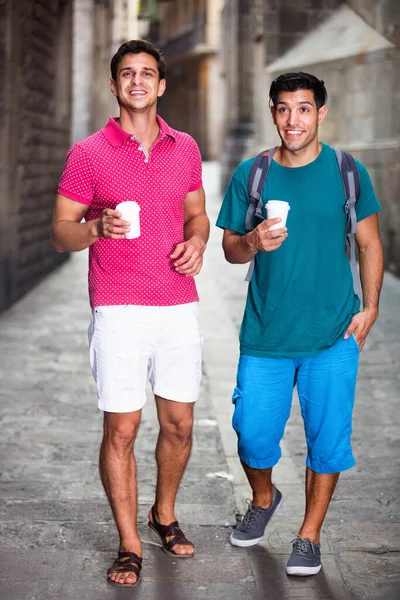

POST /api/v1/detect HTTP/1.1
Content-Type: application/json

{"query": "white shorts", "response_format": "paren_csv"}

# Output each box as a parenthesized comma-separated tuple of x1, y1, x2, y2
(88, 302, 203, 413)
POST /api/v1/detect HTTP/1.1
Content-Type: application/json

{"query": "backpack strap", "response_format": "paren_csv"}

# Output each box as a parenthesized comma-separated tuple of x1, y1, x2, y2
(334, 149, 362, 298)
(245, 147, 278, 230)
(245, 147, 278, 282)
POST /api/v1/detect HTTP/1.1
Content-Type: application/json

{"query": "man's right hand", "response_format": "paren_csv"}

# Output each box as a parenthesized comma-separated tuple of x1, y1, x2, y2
(243, 217, 288, 253)
(94, 209, 131, 239)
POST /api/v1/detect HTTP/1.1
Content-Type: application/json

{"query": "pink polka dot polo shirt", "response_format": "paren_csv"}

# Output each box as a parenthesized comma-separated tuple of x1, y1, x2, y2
(58, 116, 203, 308)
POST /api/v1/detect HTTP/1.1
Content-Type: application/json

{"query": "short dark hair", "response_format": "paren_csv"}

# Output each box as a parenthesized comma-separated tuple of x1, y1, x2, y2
(110, 40, 166, 81)
(269, 72, 327, 110)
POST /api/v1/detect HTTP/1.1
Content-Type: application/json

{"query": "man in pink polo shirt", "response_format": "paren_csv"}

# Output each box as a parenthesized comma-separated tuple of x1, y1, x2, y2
(51, 40, 209, 587)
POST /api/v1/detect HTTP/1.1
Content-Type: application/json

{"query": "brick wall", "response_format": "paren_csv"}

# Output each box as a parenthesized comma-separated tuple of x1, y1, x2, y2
(0, 0, 73, 314)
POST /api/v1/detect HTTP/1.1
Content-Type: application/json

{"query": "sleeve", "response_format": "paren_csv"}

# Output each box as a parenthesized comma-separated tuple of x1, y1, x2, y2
(355, 160, 381, 222)
(189, 139, 203, 192)
(58, 144, 95, 205)
(216, 160, 253, 235)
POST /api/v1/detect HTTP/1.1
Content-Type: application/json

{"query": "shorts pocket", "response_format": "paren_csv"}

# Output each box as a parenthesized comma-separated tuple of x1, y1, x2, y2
(232, 386, 241, 405)
(231, 386, 242, 433)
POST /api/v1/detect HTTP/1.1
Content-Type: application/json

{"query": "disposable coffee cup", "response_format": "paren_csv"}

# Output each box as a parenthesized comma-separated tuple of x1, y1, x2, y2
(265, 200, 290, 230)
(115, 201, 141, 239)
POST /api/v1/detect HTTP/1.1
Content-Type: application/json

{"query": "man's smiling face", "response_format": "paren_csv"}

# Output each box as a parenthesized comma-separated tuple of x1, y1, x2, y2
(110, 52, 166, 110)
(271, 89, 327, 152)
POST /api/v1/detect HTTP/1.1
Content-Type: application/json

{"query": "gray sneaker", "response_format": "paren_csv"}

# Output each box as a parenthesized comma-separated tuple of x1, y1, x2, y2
(230, 485, 283, 547)
(286, 536, 322, 576)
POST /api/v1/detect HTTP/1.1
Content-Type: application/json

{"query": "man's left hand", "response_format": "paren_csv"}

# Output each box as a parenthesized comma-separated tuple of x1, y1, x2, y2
(344, 308, 379, 351)
(170, 235, 206, 276)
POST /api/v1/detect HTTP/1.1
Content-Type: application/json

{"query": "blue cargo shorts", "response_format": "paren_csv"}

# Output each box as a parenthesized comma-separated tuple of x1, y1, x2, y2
(232, 335, 360, 474)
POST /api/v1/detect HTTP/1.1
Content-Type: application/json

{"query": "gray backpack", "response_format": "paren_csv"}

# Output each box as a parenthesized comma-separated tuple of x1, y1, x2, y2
(244, 147, 362, 298)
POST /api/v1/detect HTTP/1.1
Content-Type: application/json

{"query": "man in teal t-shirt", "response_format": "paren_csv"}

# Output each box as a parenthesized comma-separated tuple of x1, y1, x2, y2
(217, 72, 383, 576)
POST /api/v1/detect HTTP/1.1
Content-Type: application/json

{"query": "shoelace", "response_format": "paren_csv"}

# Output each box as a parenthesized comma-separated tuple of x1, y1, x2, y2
(242, 499, 264, 528)
(291, 537, 315, 557)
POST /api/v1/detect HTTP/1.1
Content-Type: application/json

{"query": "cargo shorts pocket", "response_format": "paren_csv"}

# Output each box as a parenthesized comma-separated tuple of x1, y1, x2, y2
(231, 386, 243, 434)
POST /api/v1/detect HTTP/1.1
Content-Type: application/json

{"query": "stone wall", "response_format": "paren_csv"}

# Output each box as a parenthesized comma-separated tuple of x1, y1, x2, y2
(266, 0, 342, 61)
(0, 0, 73, 313)
(348, 0, 400, 45)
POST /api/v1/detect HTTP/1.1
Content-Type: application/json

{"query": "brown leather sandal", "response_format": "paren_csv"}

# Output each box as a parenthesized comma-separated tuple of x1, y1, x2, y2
(148, 506, 194, 558)
(107, 551, 142, 587)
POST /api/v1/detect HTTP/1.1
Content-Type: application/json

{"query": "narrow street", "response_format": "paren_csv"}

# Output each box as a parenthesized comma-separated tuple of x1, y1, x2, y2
(0, 163, 399, 600)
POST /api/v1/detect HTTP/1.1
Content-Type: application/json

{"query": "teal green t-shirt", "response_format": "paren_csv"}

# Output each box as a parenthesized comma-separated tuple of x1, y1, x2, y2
(216, 143, 381, 358)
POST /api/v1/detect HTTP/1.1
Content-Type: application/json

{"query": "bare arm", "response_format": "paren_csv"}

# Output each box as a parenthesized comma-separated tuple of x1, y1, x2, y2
(344, 213, 384, 349)
(222, 218, 288, 264)
(358, 213, 384, 313)
(171, 186, 210, 276)
(50, 193, 130, 252)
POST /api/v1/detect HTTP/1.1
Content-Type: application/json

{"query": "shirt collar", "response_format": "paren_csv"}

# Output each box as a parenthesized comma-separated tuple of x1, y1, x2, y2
(103, 115, 176, 147)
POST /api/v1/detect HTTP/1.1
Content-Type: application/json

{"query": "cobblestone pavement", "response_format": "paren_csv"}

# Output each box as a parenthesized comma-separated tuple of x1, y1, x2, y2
(0, 163, 399, 600)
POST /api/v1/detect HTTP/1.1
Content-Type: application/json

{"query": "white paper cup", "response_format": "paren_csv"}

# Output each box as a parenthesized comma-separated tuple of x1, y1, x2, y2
(115, 201, 141, 239)
(265, 200, 290, 230)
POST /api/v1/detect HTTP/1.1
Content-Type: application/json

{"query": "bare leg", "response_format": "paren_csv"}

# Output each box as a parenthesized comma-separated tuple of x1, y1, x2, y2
(241, 460, 274, 508)
(298, 468, 340, 544)
(148, 396, 194, 555)
(100, 411, 142, 585)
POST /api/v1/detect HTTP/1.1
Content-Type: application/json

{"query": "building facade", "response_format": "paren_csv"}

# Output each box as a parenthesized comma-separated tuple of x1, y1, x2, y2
(73, 0, 141, 143)
(220, 0, 344, 188)
(0, 0, 73, 313)
(221, 0, 400, 276)
(153, 0, 224, 160)
(0, 0, 142, 314)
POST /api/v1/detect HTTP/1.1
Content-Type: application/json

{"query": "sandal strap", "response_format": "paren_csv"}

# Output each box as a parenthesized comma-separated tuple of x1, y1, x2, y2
(151, 506, 180, 538)
(165, 534, 193, 553)
(118, 551, 142, 563)
(107, 551, 143, 576)
(160, 524, 182, 538)
(150, 506, 193, 552)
